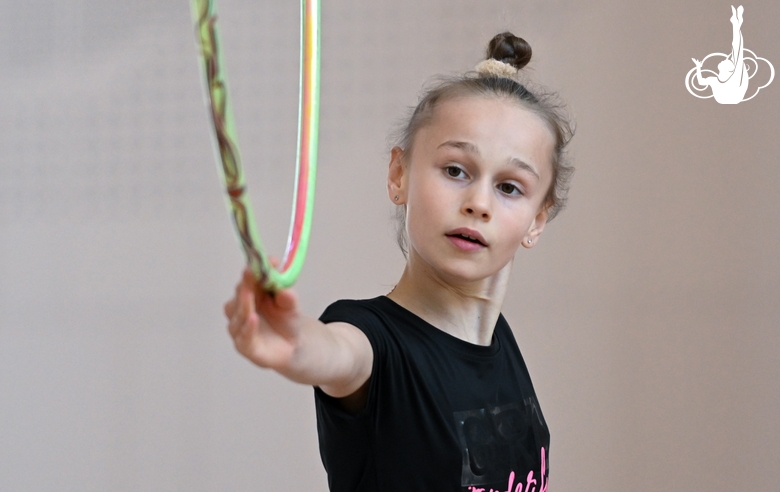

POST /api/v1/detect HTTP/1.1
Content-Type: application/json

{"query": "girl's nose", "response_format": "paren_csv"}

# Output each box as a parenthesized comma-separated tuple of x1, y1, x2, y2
(462, 184, 492, 220)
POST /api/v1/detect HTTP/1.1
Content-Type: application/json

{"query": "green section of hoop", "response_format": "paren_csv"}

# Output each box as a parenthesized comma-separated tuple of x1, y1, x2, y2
(191, 0, 321, 291)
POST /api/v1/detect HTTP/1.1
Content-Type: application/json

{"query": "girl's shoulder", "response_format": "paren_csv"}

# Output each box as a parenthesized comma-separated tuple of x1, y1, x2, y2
(319, 296, 392, 323)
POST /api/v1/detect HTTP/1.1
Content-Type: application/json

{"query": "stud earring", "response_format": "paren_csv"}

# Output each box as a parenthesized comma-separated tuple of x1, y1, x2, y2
(527, 238, 533, 245)
(394, 195, 399, 201)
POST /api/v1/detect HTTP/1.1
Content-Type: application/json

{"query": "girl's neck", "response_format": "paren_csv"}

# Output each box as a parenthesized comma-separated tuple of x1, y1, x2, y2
(386, 255, 511, 346)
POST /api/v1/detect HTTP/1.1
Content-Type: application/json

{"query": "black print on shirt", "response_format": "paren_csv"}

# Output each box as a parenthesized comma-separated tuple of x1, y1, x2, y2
(454, 397, 549, 487)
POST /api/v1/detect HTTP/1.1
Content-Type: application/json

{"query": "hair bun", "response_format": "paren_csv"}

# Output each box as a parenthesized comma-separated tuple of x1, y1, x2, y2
(486, 32, 532, 70)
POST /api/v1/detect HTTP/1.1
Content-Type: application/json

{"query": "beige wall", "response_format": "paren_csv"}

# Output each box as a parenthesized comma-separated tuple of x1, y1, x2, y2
(1, 0, 778, 490)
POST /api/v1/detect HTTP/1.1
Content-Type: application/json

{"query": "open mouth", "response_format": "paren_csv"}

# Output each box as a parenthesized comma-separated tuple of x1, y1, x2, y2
(446, 233, 486, 247)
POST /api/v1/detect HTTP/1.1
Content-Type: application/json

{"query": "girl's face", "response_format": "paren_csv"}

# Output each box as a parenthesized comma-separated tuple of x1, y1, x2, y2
(388, 95, 554, 284)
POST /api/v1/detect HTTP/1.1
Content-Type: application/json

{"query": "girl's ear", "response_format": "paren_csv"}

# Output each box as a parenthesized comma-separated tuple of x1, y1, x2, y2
(522, 204, 549, 248)
(387, 146, 407, 204)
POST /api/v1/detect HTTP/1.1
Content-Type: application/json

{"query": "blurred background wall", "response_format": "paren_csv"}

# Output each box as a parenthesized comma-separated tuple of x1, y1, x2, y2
(1, 0, 778, 490)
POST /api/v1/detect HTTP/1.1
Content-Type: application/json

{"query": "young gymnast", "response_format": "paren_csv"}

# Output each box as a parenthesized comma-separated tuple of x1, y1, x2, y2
(692, 5, 748, 104)
(224, 32, 574, 492)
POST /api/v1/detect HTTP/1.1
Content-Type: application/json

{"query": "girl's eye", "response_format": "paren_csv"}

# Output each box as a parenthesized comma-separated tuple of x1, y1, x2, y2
(445, 166, 466, 178)
(498, 183, 521, 195)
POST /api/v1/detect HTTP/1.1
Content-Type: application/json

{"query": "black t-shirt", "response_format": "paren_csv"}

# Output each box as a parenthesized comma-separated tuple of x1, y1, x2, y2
(315, 296, 550, 492)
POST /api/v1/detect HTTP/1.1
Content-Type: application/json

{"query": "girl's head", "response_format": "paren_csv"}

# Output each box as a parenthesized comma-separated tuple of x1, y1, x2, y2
(390, 32, 574, 257)
(717, 58, 735, 80)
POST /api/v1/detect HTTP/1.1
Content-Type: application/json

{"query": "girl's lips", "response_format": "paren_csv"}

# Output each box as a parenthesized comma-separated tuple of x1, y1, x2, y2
(445, 228, 488, 246)
(447, 234, 487, 252)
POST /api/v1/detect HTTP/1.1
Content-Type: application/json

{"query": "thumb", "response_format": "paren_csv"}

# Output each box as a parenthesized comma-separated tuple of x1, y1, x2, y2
(272, 288, 299, 312)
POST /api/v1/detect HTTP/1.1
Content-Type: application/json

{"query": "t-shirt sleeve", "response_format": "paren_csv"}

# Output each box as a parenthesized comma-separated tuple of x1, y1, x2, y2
(320, 299, 381, 331)
(315, 300, 393, 489)
(315, 299, 392, 413)
(318, 298, 392, 360)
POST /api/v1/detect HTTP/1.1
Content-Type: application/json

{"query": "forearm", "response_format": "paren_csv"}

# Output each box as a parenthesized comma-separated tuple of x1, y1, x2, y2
(695, 67, 706, 86)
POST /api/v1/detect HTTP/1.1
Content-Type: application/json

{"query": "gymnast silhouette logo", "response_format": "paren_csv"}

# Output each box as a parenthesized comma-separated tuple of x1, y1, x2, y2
(685, 5, 774, 104)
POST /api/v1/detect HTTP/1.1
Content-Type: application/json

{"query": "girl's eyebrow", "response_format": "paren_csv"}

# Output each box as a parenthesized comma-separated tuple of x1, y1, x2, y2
(438, 140, 540, 181)
(508, 157, 540, 181)
(438, 140, 480, 154)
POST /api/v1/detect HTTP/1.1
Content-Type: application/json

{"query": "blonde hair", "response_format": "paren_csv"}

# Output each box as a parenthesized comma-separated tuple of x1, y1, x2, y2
(392, 33, 575, 256)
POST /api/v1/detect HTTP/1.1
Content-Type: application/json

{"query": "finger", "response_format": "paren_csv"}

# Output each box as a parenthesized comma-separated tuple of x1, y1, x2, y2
(227, 308, 244, 339)
(237, 267, 265, 305)
(228, 294, 246, 337)
(227, 311, 241, 338)
(241, 265, 275, 305)
(234, 289, 251, 323)
(231, 309, 255, 341)
(229, 271, 252, 314)
(233, 301, 264, 349)
(272, 288, 298, 312)
(224, 298, 237, 318)
(242, 266, 257, 287)
(227, 276, 254, 319)
(239, 278, 257, 313)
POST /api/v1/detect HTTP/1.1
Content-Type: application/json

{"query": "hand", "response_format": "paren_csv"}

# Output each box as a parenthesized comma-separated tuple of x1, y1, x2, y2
(223, 266, 374, 396)
(692, 58, 703, 68)
(224, 266, 302, 370)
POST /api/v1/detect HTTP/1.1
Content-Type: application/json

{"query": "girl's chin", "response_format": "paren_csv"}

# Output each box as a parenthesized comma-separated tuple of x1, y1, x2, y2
(407, 246, 512, 283)
(424, 261, 508, 286)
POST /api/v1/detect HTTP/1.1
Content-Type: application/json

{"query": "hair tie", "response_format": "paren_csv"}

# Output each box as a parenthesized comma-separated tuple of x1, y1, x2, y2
(474, 59, 519, 79)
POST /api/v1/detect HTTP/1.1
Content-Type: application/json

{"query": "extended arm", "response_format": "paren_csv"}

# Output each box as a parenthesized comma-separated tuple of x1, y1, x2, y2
(224, 268, 373, 399)
(692, 58, 710, 87)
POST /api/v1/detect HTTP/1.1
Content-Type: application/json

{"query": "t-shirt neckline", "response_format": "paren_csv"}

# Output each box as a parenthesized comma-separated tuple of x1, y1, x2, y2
(376, 295, 503, 358)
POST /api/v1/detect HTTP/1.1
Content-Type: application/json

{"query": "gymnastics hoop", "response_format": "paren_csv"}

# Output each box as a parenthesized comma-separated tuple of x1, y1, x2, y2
(190, 0, 321, 291)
